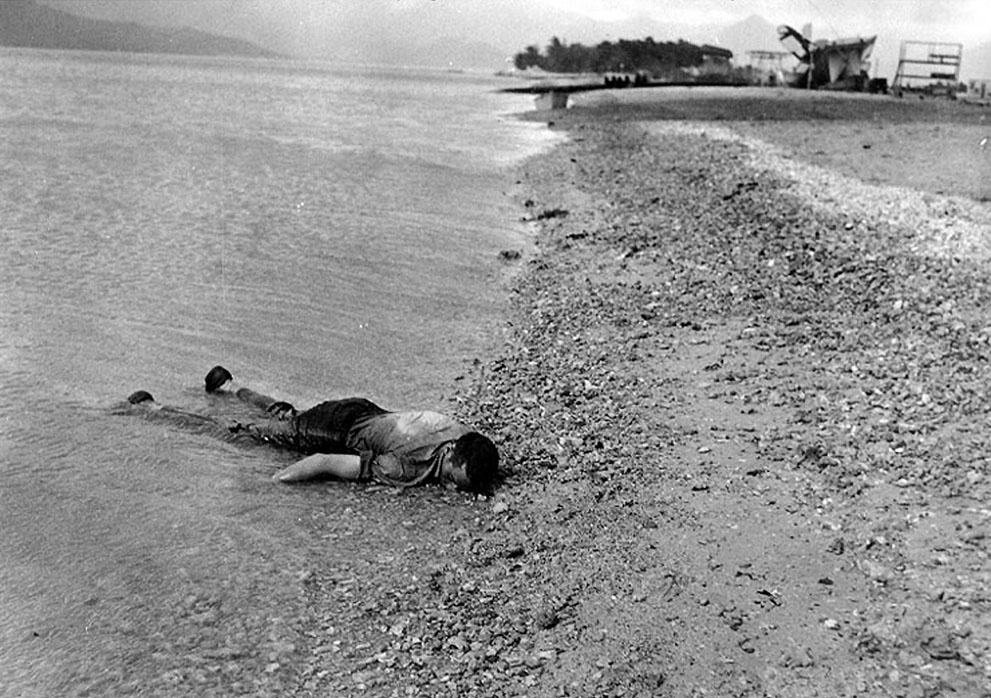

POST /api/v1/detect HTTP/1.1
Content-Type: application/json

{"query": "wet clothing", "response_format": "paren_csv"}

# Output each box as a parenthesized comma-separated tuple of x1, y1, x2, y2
(243, 398, 470, 488)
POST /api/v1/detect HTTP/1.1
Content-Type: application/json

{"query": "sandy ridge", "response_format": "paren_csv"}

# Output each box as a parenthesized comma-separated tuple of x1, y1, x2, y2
(640, 121, 991, 261)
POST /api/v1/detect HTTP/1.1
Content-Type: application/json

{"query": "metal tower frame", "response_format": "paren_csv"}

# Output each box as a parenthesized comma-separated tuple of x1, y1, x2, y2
(892, 40, 963, 94)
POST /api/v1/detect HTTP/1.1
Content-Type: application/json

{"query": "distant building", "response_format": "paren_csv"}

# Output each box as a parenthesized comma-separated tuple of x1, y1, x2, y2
(746, 50, 793, 86)
(893, 41, 962, 97)
(700, 45, 734, 76)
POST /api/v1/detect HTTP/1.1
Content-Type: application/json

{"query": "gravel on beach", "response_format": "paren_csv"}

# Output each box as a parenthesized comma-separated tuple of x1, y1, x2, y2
(282, 90, 991, 698)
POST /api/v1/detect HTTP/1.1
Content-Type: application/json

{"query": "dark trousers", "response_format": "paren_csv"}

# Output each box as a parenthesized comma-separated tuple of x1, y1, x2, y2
(241, 397, 388, 455)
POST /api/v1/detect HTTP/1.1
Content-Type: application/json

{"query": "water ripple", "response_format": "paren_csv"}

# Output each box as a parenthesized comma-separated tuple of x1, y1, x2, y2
(0, 49, 539, 696)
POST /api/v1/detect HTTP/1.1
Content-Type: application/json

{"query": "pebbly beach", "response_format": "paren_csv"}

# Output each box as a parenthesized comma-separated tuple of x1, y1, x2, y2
(444, 88, 991, 697)
(259, 88, 991, 697)
(10, 49, 991, 697)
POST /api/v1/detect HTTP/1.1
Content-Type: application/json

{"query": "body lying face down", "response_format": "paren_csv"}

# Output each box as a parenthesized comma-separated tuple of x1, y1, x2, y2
(123, 365, 500, 493)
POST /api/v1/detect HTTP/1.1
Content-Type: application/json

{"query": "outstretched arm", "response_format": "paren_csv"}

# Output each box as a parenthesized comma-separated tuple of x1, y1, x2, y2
(272, 453, 362, 483)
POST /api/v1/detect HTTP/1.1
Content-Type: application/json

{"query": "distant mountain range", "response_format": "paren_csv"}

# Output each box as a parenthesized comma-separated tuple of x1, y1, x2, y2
(0, 2, 792, 70)
(0, 0, 511, 68)
(0, 0, 279, 58)
(709, 15, 786, 60)
(2, 0, 987, 82)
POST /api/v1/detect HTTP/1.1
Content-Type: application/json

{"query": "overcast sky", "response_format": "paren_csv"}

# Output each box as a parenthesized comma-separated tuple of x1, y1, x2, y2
(43, 0, 991, 77)
(545, 0, 988, 41)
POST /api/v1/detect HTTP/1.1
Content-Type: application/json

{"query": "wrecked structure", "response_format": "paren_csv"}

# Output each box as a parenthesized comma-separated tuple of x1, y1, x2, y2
(777, 24, 877, 90)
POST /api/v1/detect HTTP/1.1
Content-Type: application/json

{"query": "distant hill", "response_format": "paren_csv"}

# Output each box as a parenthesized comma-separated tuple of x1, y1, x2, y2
(0, 0, 280, 58)
(710, 14, 786, 61)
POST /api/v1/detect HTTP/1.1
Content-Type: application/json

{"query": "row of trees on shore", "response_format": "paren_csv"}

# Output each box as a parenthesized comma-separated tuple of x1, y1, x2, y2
(513, 37, 707, 74)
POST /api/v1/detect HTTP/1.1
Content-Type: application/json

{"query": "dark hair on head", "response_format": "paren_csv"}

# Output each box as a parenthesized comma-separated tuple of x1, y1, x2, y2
(451, 431, 499, 493)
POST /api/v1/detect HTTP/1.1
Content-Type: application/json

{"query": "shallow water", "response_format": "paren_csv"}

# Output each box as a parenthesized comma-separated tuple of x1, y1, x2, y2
(0, 49, 557, 696)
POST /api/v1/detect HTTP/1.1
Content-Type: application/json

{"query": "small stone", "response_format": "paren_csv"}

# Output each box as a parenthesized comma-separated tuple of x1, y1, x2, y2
(826, 538, 845, 555)
(860, 560, 892, 583)
(534, 608, 559, 630)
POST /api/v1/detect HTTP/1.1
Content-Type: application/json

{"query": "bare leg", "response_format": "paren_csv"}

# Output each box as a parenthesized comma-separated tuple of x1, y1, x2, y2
(203, 366, 296, 419)
(122, 390, 230, 433)
(198, 367, 385, 455)
(122, 380, 374, 469)
(120, 388, 300, 457)
(235, 386, 278, 411)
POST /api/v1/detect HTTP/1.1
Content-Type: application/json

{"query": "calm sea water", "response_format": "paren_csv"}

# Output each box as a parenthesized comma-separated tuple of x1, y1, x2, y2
(0, 49, 557, 696)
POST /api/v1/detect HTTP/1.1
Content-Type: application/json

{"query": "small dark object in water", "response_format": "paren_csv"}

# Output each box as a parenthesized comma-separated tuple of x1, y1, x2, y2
(499, 249, 522, 261)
